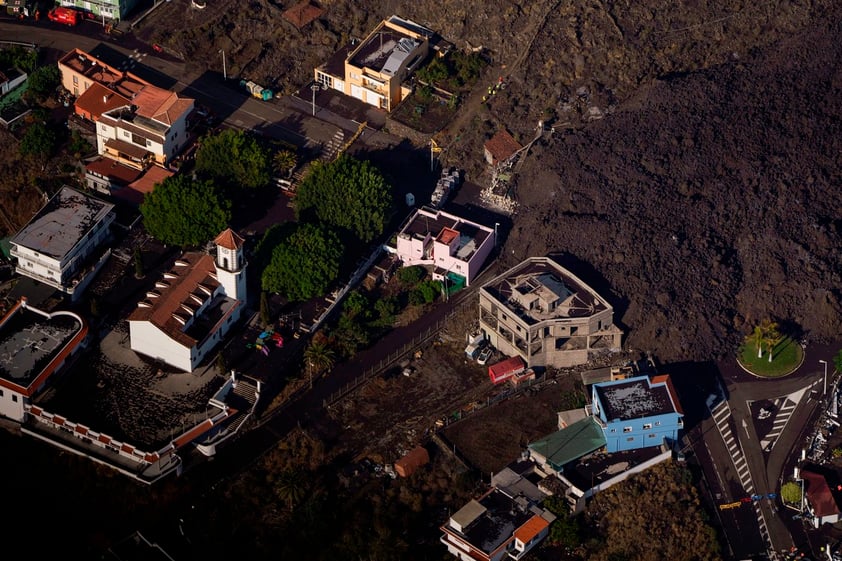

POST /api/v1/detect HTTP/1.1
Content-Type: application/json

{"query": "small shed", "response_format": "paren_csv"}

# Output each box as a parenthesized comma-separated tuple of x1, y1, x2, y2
(395, 445, 430, 478)
(483, 129, 522, 166)
(488, 356, 526, 385)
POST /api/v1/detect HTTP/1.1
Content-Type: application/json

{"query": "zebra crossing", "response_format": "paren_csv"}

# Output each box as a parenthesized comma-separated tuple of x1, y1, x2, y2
(709, 397, 754, 493)
(117, 49, 147, 72)
(320, 130, 345, 160)
(709, 395, 775, 552)
(758, 388, 806, 452)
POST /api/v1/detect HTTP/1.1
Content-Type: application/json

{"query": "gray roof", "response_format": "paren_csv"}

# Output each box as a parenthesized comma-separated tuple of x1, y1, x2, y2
(451, 499, 486, 530)
(595, 376, 675, 422)
(0, 304, 84, 387)
(11, 186, 114, 260)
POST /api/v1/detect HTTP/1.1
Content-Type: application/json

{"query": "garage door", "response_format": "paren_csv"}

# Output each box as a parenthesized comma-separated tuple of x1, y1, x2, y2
(350, 84, 364, 101)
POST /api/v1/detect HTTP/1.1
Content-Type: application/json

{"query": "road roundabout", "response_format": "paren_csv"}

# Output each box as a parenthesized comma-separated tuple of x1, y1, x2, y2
(738, 335, 805, 378)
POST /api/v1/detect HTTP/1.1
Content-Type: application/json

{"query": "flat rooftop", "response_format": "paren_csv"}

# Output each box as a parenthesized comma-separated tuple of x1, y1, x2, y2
(451, 488, 534, 555)
(11, 186, 115, 261)
(0, 304, 84, 388)
(595, 377, 675, 421)
(481, 257, 608, 325)
(349, 24, 419, 75)
(102, 106, 170, 135)
(400, 208, 492, 260)
(563, 446, 666, 493)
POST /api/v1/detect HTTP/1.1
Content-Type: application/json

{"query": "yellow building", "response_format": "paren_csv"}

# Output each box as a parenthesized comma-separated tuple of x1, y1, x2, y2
(315, 15, 434, 112)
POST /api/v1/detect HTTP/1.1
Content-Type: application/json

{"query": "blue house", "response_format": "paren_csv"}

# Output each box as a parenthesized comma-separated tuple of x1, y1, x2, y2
(591, 374, 684, 452)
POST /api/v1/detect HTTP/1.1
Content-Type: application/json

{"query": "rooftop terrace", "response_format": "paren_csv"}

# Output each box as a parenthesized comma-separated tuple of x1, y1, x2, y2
(596, 376, 676, 422)
(11, 186, 115, 261)
(482, 257, 608, 325)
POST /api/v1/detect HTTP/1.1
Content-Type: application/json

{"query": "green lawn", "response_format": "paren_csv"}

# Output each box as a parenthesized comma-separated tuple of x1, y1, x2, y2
(738, 335, 803, 377)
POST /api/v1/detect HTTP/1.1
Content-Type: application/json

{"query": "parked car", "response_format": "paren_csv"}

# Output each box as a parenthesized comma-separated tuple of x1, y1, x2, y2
(477, 346, 493, 366)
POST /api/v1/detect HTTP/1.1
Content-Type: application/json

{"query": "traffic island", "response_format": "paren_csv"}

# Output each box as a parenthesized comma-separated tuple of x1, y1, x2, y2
(737, 335, 804, 378)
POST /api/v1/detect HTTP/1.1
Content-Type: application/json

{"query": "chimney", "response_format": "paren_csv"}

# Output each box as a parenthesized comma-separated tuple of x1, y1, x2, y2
(103, 94, 108, 103)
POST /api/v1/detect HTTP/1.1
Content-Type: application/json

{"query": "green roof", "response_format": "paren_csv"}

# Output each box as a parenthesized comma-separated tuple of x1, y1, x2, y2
(528, 416, 606, 470)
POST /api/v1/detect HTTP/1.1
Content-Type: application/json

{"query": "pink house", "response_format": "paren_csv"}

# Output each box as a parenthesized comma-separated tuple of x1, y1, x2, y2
(395, 207, 496, 288)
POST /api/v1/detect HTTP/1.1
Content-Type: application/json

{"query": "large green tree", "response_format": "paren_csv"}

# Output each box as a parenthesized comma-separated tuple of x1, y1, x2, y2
(294, 155, 392, 243)
(19, 121, 57, 159)
(261, 223, 343, 301)
(26, 65, 61, 99)
(140, 175, 231, 247)
(195, 128, 271, 190)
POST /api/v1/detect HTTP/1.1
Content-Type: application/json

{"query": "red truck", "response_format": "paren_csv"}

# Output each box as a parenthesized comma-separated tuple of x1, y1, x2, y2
(48, 7, 81, 26)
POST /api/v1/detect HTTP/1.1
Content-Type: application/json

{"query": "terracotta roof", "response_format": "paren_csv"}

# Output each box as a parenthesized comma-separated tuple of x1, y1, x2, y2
(282, 0, 324, 29)
(214, 228, 245, 250)
(128, 165, 173, 196)
(85, 157, 143, 186)
(75, 82, 131, 120)
(134, 87, 194, 125)
(484, 129, 522, 163)
(127, 252, 219, 348)
(513, 515, 550, 544)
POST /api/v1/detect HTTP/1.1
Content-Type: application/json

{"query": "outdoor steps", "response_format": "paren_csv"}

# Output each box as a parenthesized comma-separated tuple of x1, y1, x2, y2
(220, 379, 260, 434)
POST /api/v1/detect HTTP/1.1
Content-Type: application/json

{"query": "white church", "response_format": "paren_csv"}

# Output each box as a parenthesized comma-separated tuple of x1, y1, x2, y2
(128, 229, 248, 372)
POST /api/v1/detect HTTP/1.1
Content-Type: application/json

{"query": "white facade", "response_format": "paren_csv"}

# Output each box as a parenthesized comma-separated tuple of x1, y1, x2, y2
(0, 299, 88, 421)
(128, 229, 247, 372)
(97, 97, 193, 167)
(395, 208, 495, 287)
(10, 186, 115, 300)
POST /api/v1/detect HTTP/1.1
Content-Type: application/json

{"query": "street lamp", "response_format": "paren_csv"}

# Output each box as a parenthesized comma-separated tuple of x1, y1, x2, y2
(311, 81, 325, 116)
(820, 359, 828, 396)
(219, 49, 227, 81)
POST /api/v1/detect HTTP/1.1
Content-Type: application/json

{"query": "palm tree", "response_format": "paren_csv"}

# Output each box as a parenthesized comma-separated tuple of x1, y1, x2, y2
(273, 149, 298, 178)
(273, 467, 308, 510)
(745, 325, 766, 359)
(304, 337, 336, 387)
(763, 320, 782, 362)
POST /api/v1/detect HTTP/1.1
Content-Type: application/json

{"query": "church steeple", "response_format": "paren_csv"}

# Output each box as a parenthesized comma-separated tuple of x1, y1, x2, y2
(213, 228, 247, 300)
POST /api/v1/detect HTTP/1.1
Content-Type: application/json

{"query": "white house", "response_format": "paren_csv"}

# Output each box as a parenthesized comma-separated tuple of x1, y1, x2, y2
(440, 487, 554, 561)
(128, 229, 247, 372)
(0, 297, 88, 422)
(96, 87, 193, 168)
(10, 185, 115, 301)
(395, 207, 496, 290)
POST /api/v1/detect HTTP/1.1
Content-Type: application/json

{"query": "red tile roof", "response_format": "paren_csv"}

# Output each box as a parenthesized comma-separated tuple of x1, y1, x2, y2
(127, 252, 219, 348)
(128, 165, 173, 196)
(282, 0, 324, 29)
(134, 87, 194, 125)
(484, 129, 522, 164)
(214, 228, 245, 250)
(85, 157, 143, 186)
(513, 515, 549, 544)
(75, 82, 131, 120)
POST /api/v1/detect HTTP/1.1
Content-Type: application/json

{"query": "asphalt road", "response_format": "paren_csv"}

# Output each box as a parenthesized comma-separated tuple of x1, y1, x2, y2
(0, 17, 402, 155)
(683, 343, 840, 560)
